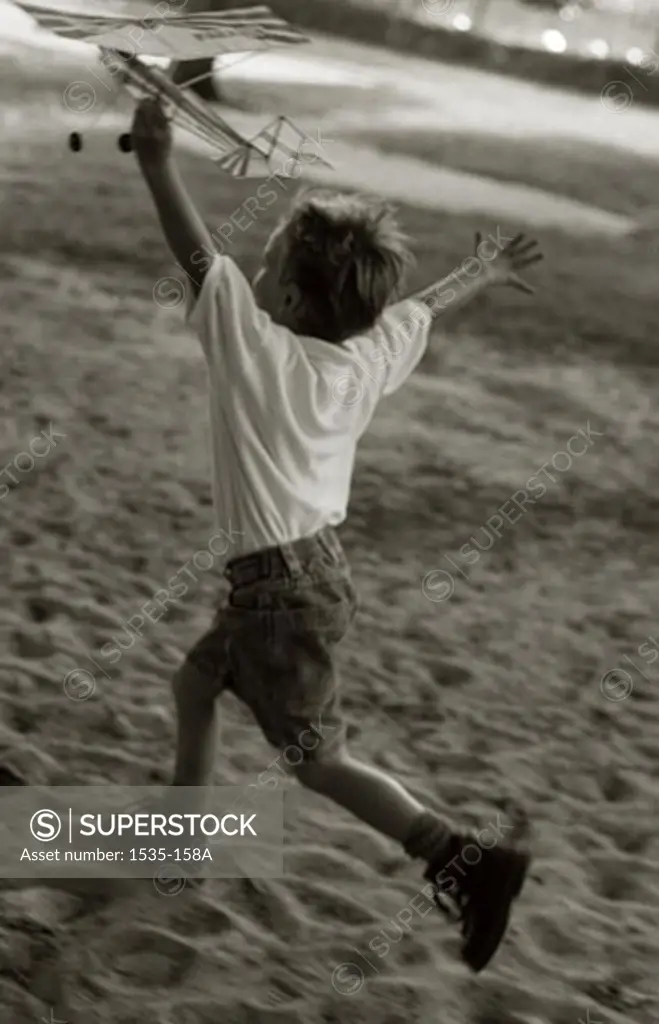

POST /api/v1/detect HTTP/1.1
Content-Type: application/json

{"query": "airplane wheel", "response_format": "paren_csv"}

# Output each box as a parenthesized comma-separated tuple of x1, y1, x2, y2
(118, 133, 132, 153)
(69, 131, 82, 153)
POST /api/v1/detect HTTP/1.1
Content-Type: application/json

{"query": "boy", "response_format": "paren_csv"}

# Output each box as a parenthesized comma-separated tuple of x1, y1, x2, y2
(133, 99, 543, 973)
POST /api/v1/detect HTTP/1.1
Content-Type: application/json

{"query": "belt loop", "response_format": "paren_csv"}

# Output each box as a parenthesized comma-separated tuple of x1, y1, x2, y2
(279, 541, 303, 579)
(316, 527, 337, 564)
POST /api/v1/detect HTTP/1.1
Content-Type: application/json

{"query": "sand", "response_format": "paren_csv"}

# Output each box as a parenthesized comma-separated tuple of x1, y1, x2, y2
(1, 16, 658, 1024)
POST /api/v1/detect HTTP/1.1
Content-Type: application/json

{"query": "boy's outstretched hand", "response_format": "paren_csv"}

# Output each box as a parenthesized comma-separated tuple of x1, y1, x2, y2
(132, 98, 172, 166)
(477, 232, 544, 294)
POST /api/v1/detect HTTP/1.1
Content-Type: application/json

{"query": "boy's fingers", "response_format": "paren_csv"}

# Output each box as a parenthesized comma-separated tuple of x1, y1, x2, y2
(135, 97, 165, 122)
(510, 276, 535, 294)
(514, 253, 544, 269)
(513, 239, 539, 256)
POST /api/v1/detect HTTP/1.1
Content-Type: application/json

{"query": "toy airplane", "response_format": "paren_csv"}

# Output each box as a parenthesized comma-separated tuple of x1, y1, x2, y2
(12, 1, 332, 178)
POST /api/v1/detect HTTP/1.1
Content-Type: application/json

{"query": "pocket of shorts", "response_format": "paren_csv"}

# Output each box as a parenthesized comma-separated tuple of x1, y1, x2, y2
(269, 576, 355, 644)
(228, 583, 264, 611)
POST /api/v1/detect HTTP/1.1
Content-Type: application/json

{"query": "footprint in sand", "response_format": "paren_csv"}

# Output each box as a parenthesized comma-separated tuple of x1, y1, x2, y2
(0, 764, 26, 785)
(10, 529, 35, 548)
(86, 412, 132, 437)
(613, 828, 652, 856)
(591, 854, 639, 903)
(10, 628, 55, 660)
(46, 520, 74, 540)
(525, 912, 582, 959)
(105, 925, 200, 985)
(429, 658, 473, 687)
(8, 704, 40, 734)
(171, 896, 234, 938)
(598, 768, 637, 804)
(24, 598, 55, 624)
(287, 877, 376, 927)
(258, 968, 305, 1006)
(235, 878, 305, 940)
(285, 847, 372, 885)
(0, 983, 48, 1024)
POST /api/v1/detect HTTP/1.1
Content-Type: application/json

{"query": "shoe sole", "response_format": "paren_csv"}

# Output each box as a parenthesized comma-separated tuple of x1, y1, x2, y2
(463, 847, 530, 973)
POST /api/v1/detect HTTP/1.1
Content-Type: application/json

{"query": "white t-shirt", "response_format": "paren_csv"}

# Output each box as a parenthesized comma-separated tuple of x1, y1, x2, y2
(187, 255, 431, 557)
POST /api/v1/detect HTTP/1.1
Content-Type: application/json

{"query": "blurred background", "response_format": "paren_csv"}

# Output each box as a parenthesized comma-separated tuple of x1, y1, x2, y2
(3, 0, 659, 68)
(360, 0, 659, 60)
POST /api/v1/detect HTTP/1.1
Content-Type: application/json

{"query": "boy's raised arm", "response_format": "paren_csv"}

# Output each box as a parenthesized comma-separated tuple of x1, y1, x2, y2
(409, 232, 543, 321)
(132, 99, 215, 298)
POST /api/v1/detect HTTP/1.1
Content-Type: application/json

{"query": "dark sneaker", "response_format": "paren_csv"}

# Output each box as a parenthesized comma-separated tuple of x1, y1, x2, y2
(424, 831, 530, 973)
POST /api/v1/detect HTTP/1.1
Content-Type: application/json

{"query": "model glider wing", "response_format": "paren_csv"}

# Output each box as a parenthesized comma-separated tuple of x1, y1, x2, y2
(11, 1, 131, 41)
(116, 52, 245, 156)
(12, 1, 308, 57)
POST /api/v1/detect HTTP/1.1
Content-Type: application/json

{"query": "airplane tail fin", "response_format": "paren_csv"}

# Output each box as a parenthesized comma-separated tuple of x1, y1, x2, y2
(214, 116, 332, 179)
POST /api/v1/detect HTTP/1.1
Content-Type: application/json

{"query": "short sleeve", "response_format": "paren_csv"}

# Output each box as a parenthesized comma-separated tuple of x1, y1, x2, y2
(345, 298, 432, 397)
(185, 256, 223, 336)
(185, 254, 299, 373)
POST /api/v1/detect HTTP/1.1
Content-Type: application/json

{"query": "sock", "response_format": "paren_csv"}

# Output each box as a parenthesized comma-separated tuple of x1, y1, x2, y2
(403, 810, 454, 863)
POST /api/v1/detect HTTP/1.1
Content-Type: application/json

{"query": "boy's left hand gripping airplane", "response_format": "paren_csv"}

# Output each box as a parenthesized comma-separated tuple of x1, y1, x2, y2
(10, 0, 333, 178)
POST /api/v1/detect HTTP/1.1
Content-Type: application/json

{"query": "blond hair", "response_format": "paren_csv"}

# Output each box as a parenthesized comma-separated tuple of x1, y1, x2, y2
(278, 190, 414, 342)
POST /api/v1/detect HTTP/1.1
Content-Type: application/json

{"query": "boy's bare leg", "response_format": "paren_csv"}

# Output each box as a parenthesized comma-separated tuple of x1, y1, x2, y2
(167, 639, 231, 827)
(294, 752, 449, 857)
(171, 687, 218, 789)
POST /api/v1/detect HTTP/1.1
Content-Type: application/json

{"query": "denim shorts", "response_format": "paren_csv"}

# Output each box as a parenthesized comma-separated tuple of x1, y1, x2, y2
(180, 526, 358, 761)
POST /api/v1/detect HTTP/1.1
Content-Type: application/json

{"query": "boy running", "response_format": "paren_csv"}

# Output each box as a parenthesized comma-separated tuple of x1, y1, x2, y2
(132, 99, 543, 973)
